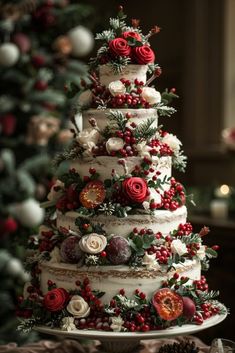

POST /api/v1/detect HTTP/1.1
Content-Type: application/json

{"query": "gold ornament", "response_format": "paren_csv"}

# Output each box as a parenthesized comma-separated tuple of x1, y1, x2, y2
(53, 36, 72, 55)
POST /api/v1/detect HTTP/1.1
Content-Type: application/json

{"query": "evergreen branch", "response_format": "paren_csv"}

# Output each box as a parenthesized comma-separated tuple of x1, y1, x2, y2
(172, 152, 187, 172)
(52, 143, 82, 168)
(95, 29, 115, 41)
(156, 105, 177, 117)
(109, 57, 131, 74)
(181, 233, 201, 245)
(133, 117, 158, 141)
(106, 110, 128, 131)
(17, 317, 39, 333)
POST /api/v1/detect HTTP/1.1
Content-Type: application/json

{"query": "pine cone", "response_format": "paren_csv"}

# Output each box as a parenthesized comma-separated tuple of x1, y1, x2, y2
(158, 339, 199, 353)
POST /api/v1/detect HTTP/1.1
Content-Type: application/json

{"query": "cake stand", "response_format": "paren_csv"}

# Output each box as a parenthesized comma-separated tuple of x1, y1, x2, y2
(36, 310, 227, 353)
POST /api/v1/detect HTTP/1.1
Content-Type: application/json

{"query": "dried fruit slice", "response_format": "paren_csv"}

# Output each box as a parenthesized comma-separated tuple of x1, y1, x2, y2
(152, 288, 183, 321)
(79, 180, 106, 209)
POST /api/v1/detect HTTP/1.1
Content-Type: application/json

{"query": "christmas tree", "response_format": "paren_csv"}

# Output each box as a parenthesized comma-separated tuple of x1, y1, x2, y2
(0, 0, 95, 344)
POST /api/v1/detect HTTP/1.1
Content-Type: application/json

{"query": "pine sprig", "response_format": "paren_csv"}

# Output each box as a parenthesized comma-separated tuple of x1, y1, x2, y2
(156, 105, 177, 117)
(52, 144, 82, 168)
(133, 117, 158, 141)
(181, 233, 201, 245)
(95, 29, 115, 41)
(106, 110, 128, 131)
(17, 317, 39, 333)
(109, 56, 131, 74)
(172, 152, 187, 172)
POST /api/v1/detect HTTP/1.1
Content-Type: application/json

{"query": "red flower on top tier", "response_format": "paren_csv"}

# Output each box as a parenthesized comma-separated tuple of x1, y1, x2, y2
(122, 177, 148, 203)
(122, 31, 142, 42)
(132, 45, 155, 64)
(43, 288, 69, 312)
(109, 38, 131, 57)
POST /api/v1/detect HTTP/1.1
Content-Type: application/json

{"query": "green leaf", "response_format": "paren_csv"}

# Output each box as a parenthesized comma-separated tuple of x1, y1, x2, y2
(206, 248, 218, 258)
(126, 38, 143, 47)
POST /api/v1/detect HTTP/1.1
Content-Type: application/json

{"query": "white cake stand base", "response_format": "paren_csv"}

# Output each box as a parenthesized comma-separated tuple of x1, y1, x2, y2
(36, 312, 226, 353)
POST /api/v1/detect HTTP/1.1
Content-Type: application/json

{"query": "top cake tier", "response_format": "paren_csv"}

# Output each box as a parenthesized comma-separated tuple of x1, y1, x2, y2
(99, 64, 148, 87)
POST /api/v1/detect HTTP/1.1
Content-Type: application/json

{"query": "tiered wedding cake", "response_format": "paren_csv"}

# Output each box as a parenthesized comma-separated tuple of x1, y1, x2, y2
(18, 8, 226, 333)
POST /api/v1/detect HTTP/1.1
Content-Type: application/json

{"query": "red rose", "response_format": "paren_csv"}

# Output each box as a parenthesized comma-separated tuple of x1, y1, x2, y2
(122, 31, 142, 42)
(122, 177, 148, 203)
(109, 38, 131, 57)
(132, 45, 155, 64)
(43, 288, 69, 312)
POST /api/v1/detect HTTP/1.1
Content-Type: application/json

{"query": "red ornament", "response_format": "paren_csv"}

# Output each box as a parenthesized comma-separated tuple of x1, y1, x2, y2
(122, 31, 142, 42)
(32, 54, 46, 68)
(43, 288, 69, 312)
(0, 217, 18, 234)
(122, 177, 148, 203)
(152, 288, 183, 321)
(132, 45, 155, 64)
(0, 114, 16, 136)
(109, 38, 131, 57)
(79, 180, 106, 209)
(33, 5, 56, 29)
(34, 80, 48, 91)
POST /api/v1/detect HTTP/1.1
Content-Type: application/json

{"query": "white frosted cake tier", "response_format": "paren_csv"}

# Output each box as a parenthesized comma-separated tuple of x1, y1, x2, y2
(56, 206, 187, 237)
(39, 259, 201, 304)
(82, 108, 158, 130)
(70, 155, 171, 184)
(99, 64, 148, 86)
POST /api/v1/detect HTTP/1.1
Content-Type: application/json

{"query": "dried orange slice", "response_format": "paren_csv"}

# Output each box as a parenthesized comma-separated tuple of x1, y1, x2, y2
(79, 180, 106, 209)
(152, 288, 183, 321)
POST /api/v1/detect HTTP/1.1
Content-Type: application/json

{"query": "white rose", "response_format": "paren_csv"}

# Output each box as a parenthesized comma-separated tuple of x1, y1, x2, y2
(79, 233, 107, 254)
(143, 201, 150, 210)
(171, 239, 187, 256)
(141, 87, 161, 105)
(106, 137, 125, 154)
(142, 252, 161, 270)
(77, 128, 100, 146)
(197, 245, 206, 260)
(61, 316, 76, 331)
(108, 80, 126, 97)
(148, 188, 162, 205)
(110, 316, 124, 332)
(78, 89, 93, 107)
(162, 133, 182, 154)
(135, 141, 152, 158)
(47, 180, 64, 201)
(67, 295, 90, 318)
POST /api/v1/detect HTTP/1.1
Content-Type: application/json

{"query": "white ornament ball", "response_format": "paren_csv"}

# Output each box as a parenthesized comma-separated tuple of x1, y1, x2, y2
(11, 198, 45, 228)
(68, 26, 94, 57)
(6, 258, 24, 277)
(0, 43, 20, 67)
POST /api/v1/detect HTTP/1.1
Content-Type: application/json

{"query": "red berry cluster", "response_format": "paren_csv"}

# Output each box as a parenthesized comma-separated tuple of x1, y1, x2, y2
(186, 242, 201, 257)
(148, 244, 171, 264)
(193, 276, 209, 292)
(149, 139, 173, 156)
(200, 302, 220, 320)
(74, 278, 112, 330)
(39, 230, 55, 253)
(161, 178, 186, 211)
(175, 222, 193, 236)
(91, 79, 154, 109)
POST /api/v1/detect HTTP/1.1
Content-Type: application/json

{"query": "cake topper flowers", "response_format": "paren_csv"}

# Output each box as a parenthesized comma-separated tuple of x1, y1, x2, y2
(89, 5, 161, 74)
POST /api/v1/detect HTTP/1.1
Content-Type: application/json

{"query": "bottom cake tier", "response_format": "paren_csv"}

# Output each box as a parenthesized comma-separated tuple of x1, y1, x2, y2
(39, 259, 201, 303)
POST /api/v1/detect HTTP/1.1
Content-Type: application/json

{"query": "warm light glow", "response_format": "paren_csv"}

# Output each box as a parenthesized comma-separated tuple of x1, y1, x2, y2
(220, 184, 230, 196)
